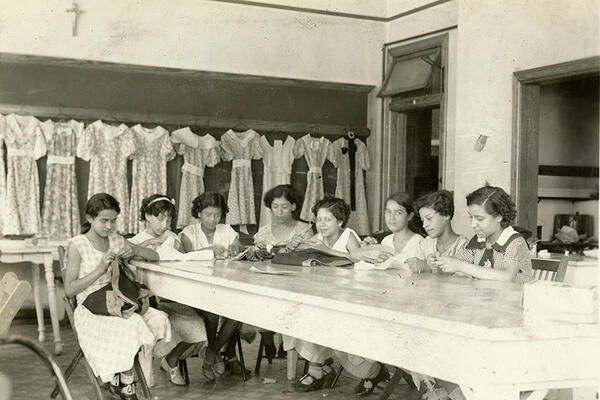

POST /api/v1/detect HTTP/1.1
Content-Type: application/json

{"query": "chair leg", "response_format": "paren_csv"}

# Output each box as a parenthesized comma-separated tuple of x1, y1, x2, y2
(134, 355, 152, 400)
(330, 366, 344, 389)
(51, 350, 84, 398)
(178, 359, 190, 386)
(397, 367, 416, 389)
(86, 363, 104, 400)
(236, 335, 250, 382)
(254, 334, 265, 375)
(379, 368, 402, 400)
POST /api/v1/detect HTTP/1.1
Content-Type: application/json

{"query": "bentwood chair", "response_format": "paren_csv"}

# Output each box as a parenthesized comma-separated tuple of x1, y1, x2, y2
(50, 246, 152, 400)
(531, 256, 568, 282)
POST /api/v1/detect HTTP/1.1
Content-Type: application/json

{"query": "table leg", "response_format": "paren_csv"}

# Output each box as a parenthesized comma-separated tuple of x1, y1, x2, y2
(461, 385, 520, 400)
(31, 264, 45, 342)
(287, 349, 298, 381)
(43, 257, 63, 355)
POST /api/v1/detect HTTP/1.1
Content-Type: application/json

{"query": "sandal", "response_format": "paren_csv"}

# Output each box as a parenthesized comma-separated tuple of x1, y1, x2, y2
(354, 364, 390, 396)
(201, 346, 225, 376)
(102, 382, 122, 400)
(120, 383, 138, 400)
(293, 372, 327, 392)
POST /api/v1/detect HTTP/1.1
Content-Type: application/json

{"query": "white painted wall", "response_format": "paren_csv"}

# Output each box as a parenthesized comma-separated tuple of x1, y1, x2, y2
(0, 0, 384, 85)
(452, 0, 600, 235)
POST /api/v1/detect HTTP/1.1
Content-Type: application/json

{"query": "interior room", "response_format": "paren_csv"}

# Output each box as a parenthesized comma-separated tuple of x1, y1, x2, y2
(0, 1, 598, 400)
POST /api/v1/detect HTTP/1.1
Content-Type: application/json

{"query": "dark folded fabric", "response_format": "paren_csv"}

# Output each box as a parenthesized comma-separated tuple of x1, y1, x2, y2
(271, 249, 353, 267)
(83, 258, 152, 317)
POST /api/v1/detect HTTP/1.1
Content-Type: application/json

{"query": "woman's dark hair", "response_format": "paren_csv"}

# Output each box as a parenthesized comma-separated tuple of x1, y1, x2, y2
(311, 197, 351, 228)
(414, 190, 454, 218)
(263, 184, 302, 209)
(191, 192, 229, 219)
(81, 193, 120, 234)
(385, 192, 425, 236)
(140, 194, 176, 221)
(466, 185, 516, 228)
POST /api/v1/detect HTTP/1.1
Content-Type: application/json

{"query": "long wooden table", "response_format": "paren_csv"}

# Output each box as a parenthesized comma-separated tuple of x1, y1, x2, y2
(132, 259, 599, 400)
(0, 240, 65, 354)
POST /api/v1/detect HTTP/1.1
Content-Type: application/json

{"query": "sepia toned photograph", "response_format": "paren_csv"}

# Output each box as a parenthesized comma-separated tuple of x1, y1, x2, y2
(0, 1, 598, 399)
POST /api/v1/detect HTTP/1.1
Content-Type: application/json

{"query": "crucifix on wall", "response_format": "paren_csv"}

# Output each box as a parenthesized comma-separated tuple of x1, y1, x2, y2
(65, 2, 83, 36)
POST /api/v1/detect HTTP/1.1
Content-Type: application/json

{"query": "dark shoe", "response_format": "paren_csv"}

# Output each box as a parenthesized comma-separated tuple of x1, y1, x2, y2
(354, 364, 390, 396)
(225, 359, 251, 376)
(119, 383, 138, 400)
(293, 373, 327, 392)
(102, 383, 122, 400)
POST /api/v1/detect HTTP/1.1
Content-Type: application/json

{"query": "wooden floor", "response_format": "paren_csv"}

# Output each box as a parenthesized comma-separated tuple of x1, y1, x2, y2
(0, 320, 421, 400)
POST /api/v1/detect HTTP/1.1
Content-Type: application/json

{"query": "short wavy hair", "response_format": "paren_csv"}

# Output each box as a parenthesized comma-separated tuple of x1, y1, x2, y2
(311, 197, 351, 228)
(414, 190, 454, 218)
(263, 184, 302, 209)
(140, 194, 176, 221)
(466, 185, 516, 228)
(191, 192, 229, 219)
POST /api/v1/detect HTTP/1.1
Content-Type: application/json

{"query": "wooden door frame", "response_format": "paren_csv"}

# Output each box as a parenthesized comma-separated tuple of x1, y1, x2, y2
(512, 56, 600, 233)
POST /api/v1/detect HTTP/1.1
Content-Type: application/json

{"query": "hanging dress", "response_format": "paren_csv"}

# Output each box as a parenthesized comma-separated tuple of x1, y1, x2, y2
(293, 135, 331, 223)
(220, 129, 263, 227)
(258, 135, 297, 228)
(172, 128, 220, 229)
(2, 114, 46, 236)
(329, 138, 371, 235)
(0, 115, 7, 234)
(77, 120, 135, 234)
(40, 119, 83, 239)
(126, 125, 175, 234)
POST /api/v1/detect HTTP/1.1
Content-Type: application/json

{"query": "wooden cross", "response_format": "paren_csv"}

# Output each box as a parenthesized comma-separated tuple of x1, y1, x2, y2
(65, 2, 83, 36)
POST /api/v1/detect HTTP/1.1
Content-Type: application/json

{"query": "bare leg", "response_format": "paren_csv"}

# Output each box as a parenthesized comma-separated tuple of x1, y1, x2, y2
(165, 342, 193, 368)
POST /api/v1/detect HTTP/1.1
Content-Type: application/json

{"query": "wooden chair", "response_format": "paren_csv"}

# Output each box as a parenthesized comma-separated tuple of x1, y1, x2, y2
(531, 256, 568, 282)
(50, 246, 152, 400)
(0, 271, 32, 337)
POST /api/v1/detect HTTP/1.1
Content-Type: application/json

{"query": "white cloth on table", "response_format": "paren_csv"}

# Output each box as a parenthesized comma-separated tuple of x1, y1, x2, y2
(258, 135, 298, 228)
(40, 119, 83, 239)
(220, 129, 262, 227)
(329, 138, 370, 235)
(179, 222, 238, 251)
(293, 135, 331, 222)
(172, 128, 220, 229)
(77, 120, 136, 234)
(1, 114, 46, 235)
(126, 125, 175, 234)
(69, 234, 171, 383)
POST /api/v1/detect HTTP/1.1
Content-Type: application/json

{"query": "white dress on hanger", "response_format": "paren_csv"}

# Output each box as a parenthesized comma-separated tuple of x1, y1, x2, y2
(258, 135, 297, 228)
(329, 138, 370, 235)
(126, 125, 175, 234)
(77, 120, 136, 234)
(40, 119, 83, 239)
(172, 128, 220, 229)
(220, 129, 263, 227)
(293, 135, 331, 222)
(2, 114, 46, 235)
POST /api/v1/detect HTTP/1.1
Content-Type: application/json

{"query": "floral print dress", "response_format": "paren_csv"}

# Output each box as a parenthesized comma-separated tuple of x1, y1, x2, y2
(2, 114, 46, 235)
(171, 128, 220, 229)
(220, 129, 263, 227)
(40, 119, 83, 239)
(77, 121, 136, 234)
(329, 138, 370, 235)
(126, 125, 175, 234)
(293, 135, 331, 223)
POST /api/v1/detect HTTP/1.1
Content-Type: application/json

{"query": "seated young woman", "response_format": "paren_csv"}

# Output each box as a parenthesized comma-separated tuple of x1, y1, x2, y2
(405, 190, 468, 273)
(253, 184, 313, 360)
(179, 192, 246, 379)
(65, 193, 171, 400)
(128, 194, 207, 386)
(431, 185, 533, 283)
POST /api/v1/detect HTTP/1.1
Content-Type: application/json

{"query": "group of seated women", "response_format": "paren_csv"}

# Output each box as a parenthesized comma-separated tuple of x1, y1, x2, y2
(63, 183, 532, 400)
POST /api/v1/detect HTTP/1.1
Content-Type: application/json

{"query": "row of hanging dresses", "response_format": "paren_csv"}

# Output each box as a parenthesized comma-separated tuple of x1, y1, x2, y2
(259, 135, 297, 228)
(126, 125, 176, 234)
(1, 114, 46, 236)
(221, 129, 263, 231)
(173, 127, 220, 229)
(77, 120, 136, 234)
(40, 119, 83, 238)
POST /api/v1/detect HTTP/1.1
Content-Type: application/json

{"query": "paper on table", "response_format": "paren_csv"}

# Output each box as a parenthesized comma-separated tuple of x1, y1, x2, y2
(354, 254, 411, 271)
(249, 266, 297, 276)
(157, 246, 214, 261)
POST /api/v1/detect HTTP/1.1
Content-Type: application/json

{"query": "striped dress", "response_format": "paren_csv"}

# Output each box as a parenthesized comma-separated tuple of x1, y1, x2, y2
(71, 234, 171, 382)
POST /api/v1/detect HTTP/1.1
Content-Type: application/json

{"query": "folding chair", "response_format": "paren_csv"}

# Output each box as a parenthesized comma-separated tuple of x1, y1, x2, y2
(50, 246, 152, 400)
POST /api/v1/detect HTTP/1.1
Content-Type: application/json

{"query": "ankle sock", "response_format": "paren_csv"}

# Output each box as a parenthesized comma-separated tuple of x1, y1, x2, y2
(120, 371, 134, 385)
